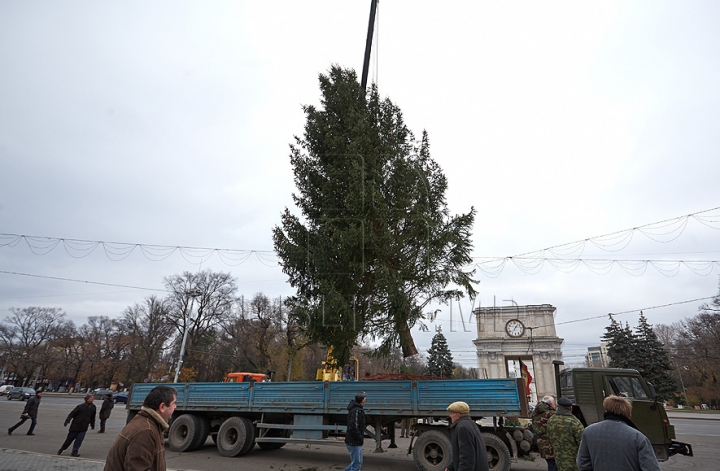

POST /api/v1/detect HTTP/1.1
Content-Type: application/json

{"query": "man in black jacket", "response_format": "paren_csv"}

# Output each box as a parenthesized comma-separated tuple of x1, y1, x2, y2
(445, 401, 488, 471)
(58, 394, 96, 457)
(8, 390, 42, 435)
(344, 391, 366, 471)
(99, 393, 114, 433)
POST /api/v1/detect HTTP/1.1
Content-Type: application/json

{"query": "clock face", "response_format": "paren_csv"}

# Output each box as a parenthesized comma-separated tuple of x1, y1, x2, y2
(505, 319, 525, 337)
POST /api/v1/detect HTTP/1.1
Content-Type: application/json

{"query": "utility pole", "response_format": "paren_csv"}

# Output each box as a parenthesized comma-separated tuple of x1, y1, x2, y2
(360, 0, 379, 91)
(174, 290, 202, 384)
(675, 360, 690, 406)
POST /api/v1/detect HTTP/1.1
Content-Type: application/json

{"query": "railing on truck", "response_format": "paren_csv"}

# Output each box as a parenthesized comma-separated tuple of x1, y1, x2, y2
(127, 378, 525, 471)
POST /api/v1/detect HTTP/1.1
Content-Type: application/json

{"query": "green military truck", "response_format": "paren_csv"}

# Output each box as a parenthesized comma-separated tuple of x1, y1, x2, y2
(555, 364, 693, 461)
(409, 365, 692, 471)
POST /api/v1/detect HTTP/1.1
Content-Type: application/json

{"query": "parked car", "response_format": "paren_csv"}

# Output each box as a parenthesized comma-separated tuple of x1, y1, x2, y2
(6, 387, 36, 401)
(93, 388, 116, 400)
(113, 391, 128, 404)
(0, 385, 14, 396)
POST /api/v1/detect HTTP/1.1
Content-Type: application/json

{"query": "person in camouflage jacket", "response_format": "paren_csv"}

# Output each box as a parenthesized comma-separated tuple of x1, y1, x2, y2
(547, 397, 584, 471)
(532, 395, 557, 471)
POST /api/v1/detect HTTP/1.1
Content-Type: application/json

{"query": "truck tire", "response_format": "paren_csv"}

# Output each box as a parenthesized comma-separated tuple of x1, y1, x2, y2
(169, 414, 202, 452)
(189, 416, 210, 450)
(257, 428, 289, 450)
(413, 429, 451, 471)
(483, 433, 511, 471)
(217, 417, 255, 457)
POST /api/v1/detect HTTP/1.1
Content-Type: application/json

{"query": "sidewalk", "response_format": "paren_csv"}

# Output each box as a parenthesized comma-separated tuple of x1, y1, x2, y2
(0, 448, 106, 471)
(666, 411, 720, 421)
(0, 448, 194, 471)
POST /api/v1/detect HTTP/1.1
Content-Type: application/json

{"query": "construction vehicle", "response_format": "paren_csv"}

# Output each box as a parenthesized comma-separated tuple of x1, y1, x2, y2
(315, 347, 359, 381)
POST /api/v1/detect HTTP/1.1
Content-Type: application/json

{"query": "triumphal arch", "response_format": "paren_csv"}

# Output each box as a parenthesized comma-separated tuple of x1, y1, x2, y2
(473, 303, 563, 402)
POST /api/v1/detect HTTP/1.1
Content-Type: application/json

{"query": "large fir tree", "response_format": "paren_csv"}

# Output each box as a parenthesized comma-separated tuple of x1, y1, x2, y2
(425, 330, 454, 378)
(602, 313, 679, 398)
(273, 67, 476, 364)
(634, 311, 678, 398)
(602, 315, 636, 369)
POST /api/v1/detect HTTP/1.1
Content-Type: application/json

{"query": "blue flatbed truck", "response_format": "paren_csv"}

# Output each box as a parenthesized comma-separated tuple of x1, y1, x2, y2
(128, 378, 527, 471)
(127, 367, 692, 470)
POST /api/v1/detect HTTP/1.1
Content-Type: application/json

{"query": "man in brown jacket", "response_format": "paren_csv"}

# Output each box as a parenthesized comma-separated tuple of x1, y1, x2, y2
(104, 385, 177, 471)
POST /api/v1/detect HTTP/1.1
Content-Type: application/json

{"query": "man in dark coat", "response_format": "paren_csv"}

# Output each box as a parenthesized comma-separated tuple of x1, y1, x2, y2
(58, 394, 96, 457)
(99, 393, 115, 433)
(344, 391, 366, 471)
(8, 390, 42, 435)
(104, 385, 177, 471)
(445, 401, 488, 471)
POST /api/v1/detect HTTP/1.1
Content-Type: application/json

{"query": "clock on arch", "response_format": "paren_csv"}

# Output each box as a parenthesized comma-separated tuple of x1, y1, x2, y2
(505, 319, 526, 338)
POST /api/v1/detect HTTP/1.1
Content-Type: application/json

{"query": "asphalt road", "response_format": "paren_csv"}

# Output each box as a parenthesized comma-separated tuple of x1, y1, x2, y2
(0, 394, 714, 471)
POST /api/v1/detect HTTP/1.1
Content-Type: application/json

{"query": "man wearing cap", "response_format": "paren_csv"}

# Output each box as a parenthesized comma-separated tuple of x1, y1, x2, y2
(58, 394, 96, 457)
(344, 391, 366, 471)
(532, 395, 557, 471)
(577, 395, 660, 471)
(547, 397, 584, 471)
(99, 393, 115, 433)
(445, 401, 488, 471)
(8, 390, 42, 435)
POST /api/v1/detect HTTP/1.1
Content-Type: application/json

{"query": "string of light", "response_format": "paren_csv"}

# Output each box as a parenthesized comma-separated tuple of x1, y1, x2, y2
(2, 207, 719, 276)
(0, 233, 277, 266)
(474, 257, 720, 278)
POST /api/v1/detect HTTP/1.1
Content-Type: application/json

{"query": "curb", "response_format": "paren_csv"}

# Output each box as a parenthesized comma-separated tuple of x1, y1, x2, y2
(0, 448, 195, 471)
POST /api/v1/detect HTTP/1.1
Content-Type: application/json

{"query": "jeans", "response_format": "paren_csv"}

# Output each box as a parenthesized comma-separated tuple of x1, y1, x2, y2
(547, 458, 558, 471)
(345, 444, 363, 471)
(60, 430, 87, 455)
(9, 416, 36, 435)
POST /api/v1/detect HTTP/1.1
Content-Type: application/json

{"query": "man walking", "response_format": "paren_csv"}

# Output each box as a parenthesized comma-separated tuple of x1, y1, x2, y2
(532, 395, 557, 471)
(445, 401, 488, 471)
(547, 397, 584, 471)
(577, 395, 660, 471)
(99, 393, 115, 433)
(8, 390, 42, 435)
(104, 385, 177, 471)
(58, 394, 96, 457)
(344, 391, 366, 471)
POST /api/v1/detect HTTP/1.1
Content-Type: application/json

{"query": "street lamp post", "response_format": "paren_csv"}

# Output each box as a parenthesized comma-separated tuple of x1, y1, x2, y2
(174, 290, 202, 384)
(675, 360, 690, 406)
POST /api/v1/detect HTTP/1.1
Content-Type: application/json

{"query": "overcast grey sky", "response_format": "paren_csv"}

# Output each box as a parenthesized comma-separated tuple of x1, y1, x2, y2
(1, 1, 719, 367)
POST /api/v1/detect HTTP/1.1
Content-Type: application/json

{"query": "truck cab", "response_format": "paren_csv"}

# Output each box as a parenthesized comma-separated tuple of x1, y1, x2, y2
(558, 367, 692, 461)
(223, 372, 269, 383)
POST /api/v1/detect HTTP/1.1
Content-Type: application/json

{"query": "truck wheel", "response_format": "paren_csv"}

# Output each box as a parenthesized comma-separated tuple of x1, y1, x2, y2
(257, 428, 289, 450)
(482, 433, 511, 471)
(217, 417, 255, 457)
(413, 429, 451, 471)
(169, 414, 201, 452)
(189, 416, 210, 450)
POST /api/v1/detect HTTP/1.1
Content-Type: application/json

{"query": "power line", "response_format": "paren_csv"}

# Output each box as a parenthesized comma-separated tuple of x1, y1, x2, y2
(0, 270, 166, 292)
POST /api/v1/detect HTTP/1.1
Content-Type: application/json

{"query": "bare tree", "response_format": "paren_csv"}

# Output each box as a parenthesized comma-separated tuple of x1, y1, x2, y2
(123, 296, 174, 384)
(0, 307, 67, 386)
(164, 270, 238, 376)
(79, 316, 131, 389)
(51, 322, 88, 388)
